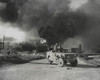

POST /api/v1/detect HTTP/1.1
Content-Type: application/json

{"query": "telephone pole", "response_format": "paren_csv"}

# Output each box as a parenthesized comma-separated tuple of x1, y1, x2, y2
(3, 35, 5, 49)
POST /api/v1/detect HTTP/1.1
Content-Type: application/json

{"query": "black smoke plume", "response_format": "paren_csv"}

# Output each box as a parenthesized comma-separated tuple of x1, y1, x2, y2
(0, 0, 27, 22)
(0, 0, 88, 46)
(39, 12, 88, 45)
(76, 0, 100, 49)
(0, 0, 100, 49)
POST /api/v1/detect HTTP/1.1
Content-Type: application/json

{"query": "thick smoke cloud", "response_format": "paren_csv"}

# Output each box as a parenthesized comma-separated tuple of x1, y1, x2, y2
(15, 0, 71, 40)
(0, 0, 17, 22)
(18, 0, 69, 29)
(39, 12, 87, 45)
(0, 0, 89, 45)
(61, 0, 100, 49)
(76, 0, 100, 49)
(18, 0, 88, 45)
(38, 0, 100, 48)
(0, 0, 100, 49)
(0, 0, 27, 22)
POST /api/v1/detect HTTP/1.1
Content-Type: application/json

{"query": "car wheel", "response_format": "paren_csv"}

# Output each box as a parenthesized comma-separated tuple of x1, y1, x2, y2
(58, 58, 64, 67)
(70, 59, 78, 67)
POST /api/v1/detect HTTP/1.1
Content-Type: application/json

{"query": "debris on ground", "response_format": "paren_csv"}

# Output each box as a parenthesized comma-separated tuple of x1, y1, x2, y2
(66, 67, 73, 70)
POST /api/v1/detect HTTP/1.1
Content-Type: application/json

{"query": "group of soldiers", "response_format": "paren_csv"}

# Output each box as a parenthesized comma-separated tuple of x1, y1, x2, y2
(50, 43, 67, 53)
(53, 43, 62, 52)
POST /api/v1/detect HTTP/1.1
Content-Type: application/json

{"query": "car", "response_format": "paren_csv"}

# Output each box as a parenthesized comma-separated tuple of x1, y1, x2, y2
(46, 50, 78, 67)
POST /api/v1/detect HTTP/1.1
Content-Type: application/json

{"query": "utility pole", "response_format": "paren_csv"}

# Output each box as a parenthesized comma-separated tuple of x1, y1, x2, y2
(3, 35, 5, 49)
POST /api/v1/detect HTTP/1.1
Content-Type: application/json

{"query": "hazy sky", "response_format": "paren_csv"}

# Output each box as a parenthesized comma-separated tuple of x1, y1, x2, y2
(69, 0, 88, 10)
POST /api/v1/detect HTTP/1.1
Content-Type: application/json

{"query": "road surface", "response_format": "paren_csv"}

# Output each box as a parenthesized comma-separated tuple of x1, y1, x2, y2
(0, 58, 100, 80)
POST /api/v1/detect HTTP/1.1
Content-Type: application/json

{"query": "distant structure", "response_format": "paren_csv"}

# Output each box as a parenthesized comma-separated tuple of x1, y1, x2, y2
(0, 36, 5, 52)
(0, 42, 3, 50)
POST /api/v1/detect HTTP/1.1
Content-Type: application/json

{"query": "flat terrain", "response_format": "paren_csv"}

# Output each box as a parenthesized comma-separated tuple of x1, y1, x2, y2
(0, 58, 100, 80)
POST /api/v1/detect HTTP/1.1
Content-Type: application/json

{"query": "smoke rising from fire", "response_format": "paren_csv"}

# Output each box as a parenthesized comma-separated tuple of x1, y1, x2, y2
(39, 12, 88, 45)
(0, 0, 100, 49)
(77, 0, 100, 49)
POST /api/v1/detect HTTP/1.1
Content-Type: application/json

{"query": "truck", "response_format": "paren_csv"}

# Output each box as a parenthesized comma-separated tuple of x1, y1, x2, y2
(46, 49, 78, 67)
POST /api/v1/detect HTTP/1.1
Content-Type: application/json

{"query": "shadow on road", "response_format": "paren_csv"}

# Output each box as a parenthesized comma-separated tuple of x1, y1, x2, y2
(30, 60, 100, 68)
(30, 62, 57, 65)
(77, 64, 100, 68)
(30, 62, 100, 68)
(66, 64, 100, 68)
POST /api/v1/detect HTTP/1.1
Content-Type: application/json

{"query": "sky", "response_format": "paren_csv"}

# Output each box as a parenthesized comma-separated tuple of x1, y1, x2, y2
(0, 22, 26, 43)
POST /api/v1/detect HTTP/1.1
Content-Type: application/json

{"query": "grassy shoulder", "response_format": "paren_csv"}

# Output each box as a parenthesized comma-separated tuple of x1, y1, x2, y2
(79, 56, 100, 66)
(0, 54, 45, 66)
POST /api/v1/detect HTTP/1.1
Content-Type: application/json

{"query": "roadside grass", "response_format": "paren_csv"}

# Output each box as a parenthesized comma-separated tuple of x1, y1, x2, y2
(0, 54, 45, 67)
(79, 56, 100, 66)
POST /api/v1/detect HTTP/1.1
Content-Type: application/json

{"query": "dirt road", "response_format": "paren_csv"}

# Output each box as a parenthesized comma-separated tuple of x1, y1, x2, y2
(0, 58, 100, 80)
